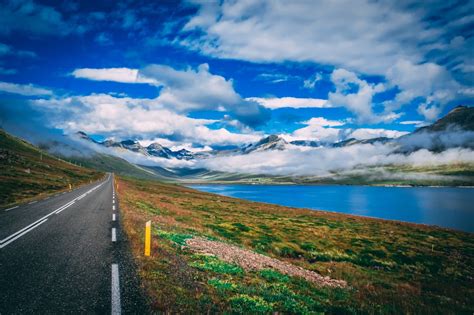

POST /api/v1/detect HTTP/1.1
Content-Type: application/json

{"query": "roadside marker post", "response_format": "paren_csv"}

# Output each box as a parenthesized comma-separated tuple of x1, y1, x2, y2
(145, 221, 151, 256)
(68, 183, 72, 191)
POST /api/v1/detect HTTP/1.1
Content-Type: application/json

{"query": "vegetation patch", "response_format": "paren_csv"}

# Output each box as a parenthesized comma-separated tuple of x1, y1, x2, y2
(189, 254, 244, 275)
(118, 176, 474, 314)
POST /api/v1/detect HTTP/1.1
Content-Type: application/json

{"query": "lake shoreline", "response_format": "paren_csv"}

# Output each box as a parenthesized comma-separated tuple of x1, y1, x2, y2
(188, 184, 474, 233)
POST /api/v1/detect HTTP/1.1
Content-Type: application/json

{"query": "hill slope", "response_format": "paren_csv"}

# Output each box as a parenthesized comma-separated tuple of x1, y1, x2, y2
(0, 129, 102, 207)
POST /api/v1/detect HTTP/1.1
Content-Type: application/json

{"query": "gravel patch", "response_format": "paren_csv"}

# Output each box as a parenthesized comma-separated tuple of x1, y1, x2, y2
(186, 237, 347, 288)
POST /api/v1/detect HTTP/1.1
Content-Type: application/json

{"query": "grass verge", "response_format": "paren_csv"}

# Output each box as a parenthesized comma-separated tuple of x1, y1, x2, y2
(118, 176, 473, 313)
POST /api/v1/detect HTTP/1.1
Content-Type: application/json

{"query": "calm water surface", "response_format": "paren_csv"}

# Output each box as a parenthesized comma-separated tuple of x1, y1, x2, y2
(188, 184, 474, 233)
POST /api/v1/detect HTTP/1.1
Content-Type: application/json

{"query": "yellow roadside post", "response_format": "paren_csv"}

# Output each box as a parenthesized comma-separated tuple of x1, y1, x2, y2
(144, 220, 151, 256)
(68, 183, 72, 191)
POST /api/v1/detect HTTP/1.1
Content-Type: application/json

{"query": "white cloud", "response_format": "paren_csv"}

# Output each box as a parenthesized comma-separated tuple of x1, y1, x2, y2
(140, 63, 241, 111)
(71, 68, 154, 84)
(31, 93, 261, 146)
(288, 117, 406, 143)
(399, 120, 427, 128)
(247, 97, 329, 109)
(0, 81, 53, 96)
(327, 68, 397, 123)
(200, 144, 474, 177)
(303, 73, 323, 89)
(181, 0, 432, 75)
(303, 117, 345, 127)
(348, 128, 408, 140)
(71, 64, 270, 127)
(385, 60, 462, 120)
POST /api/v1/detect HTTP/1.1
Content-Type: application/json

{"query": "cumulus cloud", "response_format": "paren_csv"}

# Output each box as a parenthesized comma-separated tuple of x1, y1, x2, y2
(71, 64, 270, 127)
(180, 0, 472, 122)
(0, 81, 53, 96)
(385, 60, 463, 120)
(327, 69, 399, 123)
(181, 0, 436, 75)
(247, 97, 330, 109)
(30, 93, 261, 146)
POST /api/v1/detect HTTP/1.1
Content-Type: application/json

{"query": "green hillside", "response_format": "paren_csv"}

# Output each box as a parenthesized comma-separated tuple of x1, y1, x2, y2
(0, 129, 102, 207)
(67, 153, 163, 180)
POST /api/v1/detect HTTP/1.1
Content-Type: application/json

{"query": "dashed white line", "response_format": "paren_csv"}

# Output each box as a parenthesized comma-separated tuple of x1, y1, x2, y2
(111, 264, 121, 315)
(28, 201, 37, 205)
(5, 206, 19, 212)
(112, 214, 116, 221)
(112, 228, 117, 242)
(113, 205, 116, 211)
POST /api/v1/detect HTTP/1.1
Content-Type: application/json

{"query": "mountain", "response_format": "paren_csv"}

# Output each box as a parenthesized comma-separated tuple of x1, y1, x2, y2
(290, 140, 320, 147)
(0, 129, 102, 207)
(241, 135, 288, 153)
(331, 137, 392, 148)
(81, 132, 198, 160)
(414, 105, 474, 133)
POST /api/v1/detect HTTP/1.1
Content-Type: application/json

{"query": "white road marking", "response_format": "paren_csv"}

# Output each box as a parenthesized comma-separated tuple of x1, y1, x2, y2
(1, 181, 106, 249)
(111, 264, 121, 315)
(29, 201, 37, 205)
(113, 205, 116, 211)
(5, 206, 19, 212)
(0, 219, 48, 249)
(44, 197, 50, 200)
(113, 199, 115, 204)
(55, 201, 75, 214)
(112, 214, 116, 221)
(112, 228, 117, 242)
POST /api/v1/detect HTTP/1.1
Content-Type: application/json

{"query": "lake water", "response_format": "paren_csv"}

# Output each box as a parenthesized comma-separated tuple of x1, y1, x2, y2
(187, 184, 474, 233)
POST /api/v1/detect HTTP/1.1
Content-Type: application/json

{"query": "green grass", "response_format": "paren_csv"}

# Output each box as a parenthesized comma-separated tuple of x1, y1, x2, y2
(119, 176, 474, 313)
(0, 129, 102, 207)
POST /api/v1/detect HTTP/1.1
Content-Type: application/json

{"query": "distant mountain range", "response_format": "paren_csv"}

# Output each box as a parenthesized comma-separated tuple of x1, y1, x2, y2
(77, 105, 474, 161)
(5, 105, 468, 186)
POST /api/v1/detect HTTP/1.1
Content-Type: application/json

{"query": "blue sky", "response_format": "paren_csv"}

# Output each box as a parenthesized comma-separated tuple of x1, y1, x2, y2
(0, 0, 472, 150)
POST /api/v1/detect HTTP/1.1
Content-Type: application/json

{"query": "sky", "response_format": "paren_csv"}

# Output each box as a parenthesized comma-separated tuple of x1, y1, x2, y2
(0, 0, 473, 152)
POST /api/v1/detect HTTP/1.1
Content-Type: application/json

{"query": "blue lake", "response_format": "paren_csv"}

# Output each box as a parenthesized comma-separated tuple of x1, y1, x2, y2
(187, 184, 474, 233)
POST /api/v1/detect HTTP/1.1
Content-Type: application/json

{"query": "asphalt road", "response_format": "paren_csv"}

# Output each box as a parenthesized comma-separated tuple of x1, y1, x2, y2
(0, 173, 149, 314)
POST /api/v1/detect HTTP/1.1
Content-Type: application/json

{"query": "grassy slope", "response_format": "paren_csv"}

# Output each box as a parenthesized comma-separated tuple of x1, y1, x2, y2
(0, 130, 102, 207)
(67, 153, 161, 181)
(118, 177, 473, 314)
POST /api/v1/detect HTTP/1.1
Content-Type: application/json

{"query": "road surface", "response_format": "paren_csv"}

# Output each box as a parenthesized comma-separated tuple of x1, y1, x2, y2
(0, 173, 149, 314)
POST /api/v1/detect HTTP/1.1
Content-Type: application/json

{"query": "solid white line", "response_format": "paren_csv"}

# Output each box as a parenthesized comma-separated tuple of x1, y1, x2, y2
(111, 264, 121, 315)
(1, 181, 105, 247)
(112, 228, 117, 242)
(29, 201, 37, 205)
(55, 201, 75, 214)
(0, 219, 48, 249)
(5, 206, 19, 212)
(112, 214, 116, 221)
